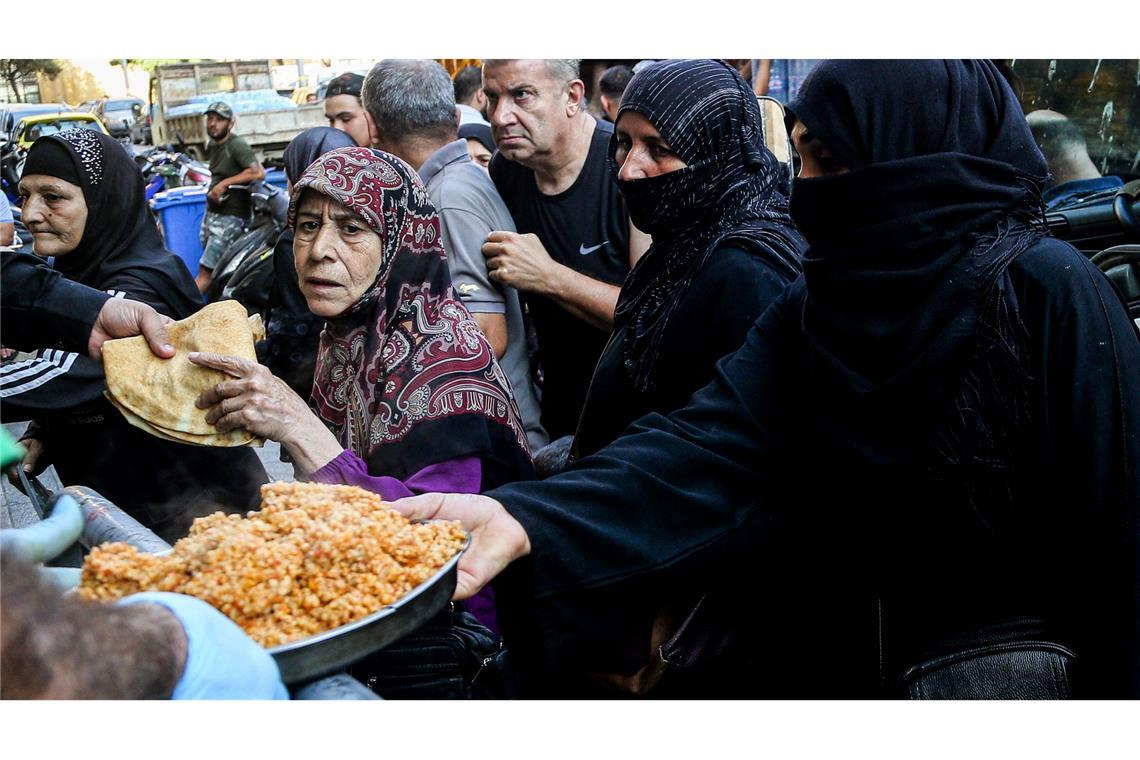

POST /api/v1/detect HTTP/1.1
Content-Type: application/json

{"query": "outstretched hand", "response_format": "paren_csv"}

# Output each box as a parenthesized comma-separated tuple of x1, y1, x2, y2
(189, 351, 342, 474)
(389, 493, 531, 600)
(89, 298, 175, 361)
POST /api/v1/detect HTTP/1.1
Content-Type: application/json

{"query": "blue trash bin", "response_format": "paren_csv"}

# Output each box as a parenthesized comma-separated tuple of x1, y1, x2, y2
(264, 168, 287, 192)
(151, 187, 208, 275)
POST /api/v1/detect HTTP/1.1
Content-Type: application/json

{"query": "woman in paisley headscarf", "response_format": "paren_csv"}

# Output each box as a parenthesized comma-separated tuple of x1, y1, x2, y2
(394, 60, 1140, 698)
(191, 146, 533, 494)
(4, 129, 267, 542)
(190, 148, 534, 673)
(261, 127, 358, 400)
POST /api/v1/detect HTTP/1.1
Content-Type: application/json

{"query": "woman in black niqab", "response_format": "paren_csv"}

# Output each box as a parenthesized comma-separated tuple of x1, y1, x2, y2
(571, 58, 805, 460)
(785, 59, 1052, 516)
(477, 60, 1140, 697)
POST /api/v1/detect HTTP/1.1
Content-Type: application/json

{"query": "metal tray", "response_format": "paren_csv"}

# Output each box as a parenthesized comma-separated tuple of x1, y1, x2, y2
(267, 533, 469, 685)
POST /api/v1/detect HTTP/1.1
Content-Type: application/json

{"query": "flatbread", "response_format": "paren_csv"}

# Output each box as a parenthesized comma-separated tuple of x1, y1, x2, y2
(105, 392, 261, 448)
(102, 301, 266, 447)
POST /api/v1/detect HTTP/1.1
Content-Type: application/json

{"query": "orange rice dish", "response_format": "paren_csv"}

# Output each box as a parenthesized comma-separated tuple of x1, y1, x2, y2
(77, 482, 466, 647)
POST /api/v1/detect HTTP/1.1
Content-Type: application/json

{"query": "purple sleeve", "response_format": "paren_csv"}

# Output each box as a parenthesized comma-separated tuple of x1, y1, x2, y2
(310, 449, 500, 635)
(309, 449, 483, 498)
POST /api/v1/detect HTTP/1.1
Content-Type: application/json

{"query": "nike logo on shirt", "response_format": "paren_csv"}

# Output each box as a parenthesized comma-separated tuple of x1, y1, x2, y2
(579, 241, 610, 255)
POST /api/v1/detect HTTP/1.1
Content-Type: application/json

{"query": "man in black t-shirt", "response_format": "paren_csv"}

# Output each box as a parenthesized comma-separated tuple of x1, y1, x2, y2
(482, 59, 650, 441)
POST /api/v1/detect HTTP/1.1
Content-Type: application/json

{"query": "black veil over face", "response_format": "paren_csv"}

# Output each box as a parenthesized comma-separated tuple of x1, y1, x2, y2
(609, 59, 804, 392)
(785, 59, 1051, 518)
(784, 60, 1049, 392)
(23, 129, 201, 317)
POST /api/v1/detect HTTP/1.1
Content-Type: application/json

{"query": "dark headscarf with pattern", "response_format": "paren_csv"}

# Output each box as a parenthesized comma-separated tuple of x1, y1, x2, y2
(785, 60, 1050, 516)
(289, 147, 532, 480)
(23, 129, 201, 317)
(611, 59, 805, 392)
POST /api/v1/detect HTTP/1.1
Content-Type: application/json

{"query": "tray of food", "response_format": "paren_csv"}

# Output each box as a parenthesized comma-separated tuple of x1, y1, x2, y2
(78, 482, 469, 685)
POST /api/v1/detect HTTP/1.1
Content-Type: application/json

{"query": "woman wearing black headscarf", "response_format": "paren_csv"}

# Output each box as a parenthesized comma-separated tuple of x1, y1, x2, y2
(4, 130, 267, 542)
(542, 59, 803, 696)
(572, 58, 804, 461)
(395, 60, 1140, 698)
(261, 127, 358, 399)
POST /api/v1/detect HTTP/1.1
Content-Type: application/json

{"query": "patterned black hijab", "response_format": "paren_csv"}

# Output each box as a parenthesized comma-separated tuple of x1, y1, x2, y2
(23, 130, 201, 318)
(611, 59, 804, 392)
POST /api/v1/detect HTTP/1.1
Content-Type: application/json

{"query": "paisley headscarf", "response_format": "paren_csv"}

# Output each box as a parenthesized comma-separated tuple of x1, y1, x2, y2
(289, 147, 532, 480)
(611, 59, 805, 392)
(23, 129, 201, 318)
(264, 128, 358, 397)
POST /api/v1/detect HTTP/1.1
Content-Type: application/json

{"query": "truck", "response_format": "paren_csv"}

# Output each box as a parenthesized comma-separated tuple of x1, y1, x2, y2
(149, 60, 326, 166)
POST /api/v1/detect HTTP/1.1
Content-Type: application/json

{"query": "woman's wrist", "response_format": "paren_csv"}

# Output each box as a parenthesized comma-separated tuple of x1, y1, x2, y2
(282, 417, 343, 476)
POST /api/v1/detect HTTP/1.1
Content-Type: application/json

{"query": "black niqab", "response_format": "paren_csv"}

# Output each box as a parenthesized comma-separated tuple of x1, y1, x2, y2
(611, 59, 804, 392)
(24, 130, 201, 317)
(786, 59, 1050, 512)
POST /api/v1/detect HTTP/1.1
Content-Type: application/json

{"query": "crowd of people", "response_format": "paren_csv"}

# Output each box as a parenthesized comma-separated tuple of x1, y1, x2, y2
(1, 58, 1137, 701)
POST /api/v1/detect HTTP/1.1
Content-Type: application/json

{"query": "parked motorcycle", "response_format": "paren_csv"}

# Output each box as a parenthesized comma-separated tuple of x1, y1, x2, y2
(203, 181, 289, 316)
(135, 145, 210, 200)
(2, 138, 25, 205)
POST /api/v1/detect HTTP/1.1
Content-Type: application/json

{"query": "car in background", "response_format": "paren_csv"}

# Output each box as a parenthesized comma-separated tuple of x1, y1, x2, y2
(1, 103, 71, 142)
(11, 111, 109, 150)
(98, 97, 146, 139)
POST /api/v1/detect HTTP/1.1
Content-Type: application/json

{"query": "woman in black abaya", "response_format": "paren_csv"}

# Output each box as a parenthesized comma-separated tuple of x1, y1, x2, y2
(545, 59, 804, 697)
(572, 58, 804, 460)
(5, 130, 266, 542)
(396, 60, 1140, 698)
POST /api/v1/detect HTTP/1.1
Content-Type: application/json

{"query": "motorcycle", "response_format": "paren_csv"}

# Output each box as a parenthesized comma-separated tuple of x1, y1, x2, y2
(1046, 181, 1140, 321)
(203, 181, 289, 317)
(2, 138, 25, 205)
(135, 145, 210, 201)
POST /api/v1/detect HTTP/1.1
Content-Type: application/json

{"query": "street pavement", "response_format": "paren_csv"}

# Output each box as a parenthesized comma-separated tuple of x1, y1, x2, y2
(1, 421, 295, 530)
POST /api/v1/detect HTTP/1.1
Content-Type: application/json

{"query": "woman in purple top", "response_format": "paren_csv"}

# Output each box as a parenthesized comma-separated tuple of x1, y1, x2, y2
(189, 147, 534, 639)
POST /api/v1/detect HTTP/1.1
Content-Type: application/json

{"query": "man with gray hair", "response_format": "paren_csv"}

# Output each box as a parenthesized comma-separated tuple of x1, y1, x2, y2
(480, 59, 650, 443)
(361, 59, 547, 453)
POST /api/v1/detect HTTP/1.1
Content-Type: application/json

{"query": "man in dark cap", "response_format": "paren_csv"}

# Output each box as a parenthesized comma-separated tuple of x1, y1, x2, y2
(323, 72, 370, 147)
(197, 101, 265, 292)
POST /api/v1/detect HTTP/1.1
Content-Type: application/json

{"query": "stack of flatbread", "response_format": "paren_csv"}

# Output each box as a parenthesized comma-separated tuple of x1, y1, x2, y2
(102, 300, 266, 447)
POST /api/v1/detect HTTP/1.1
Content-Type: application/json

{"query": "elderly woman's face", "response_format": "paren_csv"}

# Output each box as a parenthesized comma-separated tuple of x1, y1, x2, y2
(293, 190, 384, 317)
(18, 175, 87, 258)
(613, 111, 687, 180)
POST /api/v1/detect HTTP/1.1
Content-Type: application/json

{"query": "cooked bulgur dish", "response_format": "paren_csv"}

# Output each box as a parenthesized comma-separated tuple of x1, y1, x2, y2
(77, 482, 466, 647)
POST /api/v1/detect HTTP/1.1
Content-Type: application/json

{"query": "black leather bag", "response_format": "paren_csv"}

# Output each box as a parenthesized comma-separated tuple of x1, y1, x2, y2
(348, 605, 518, 699)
